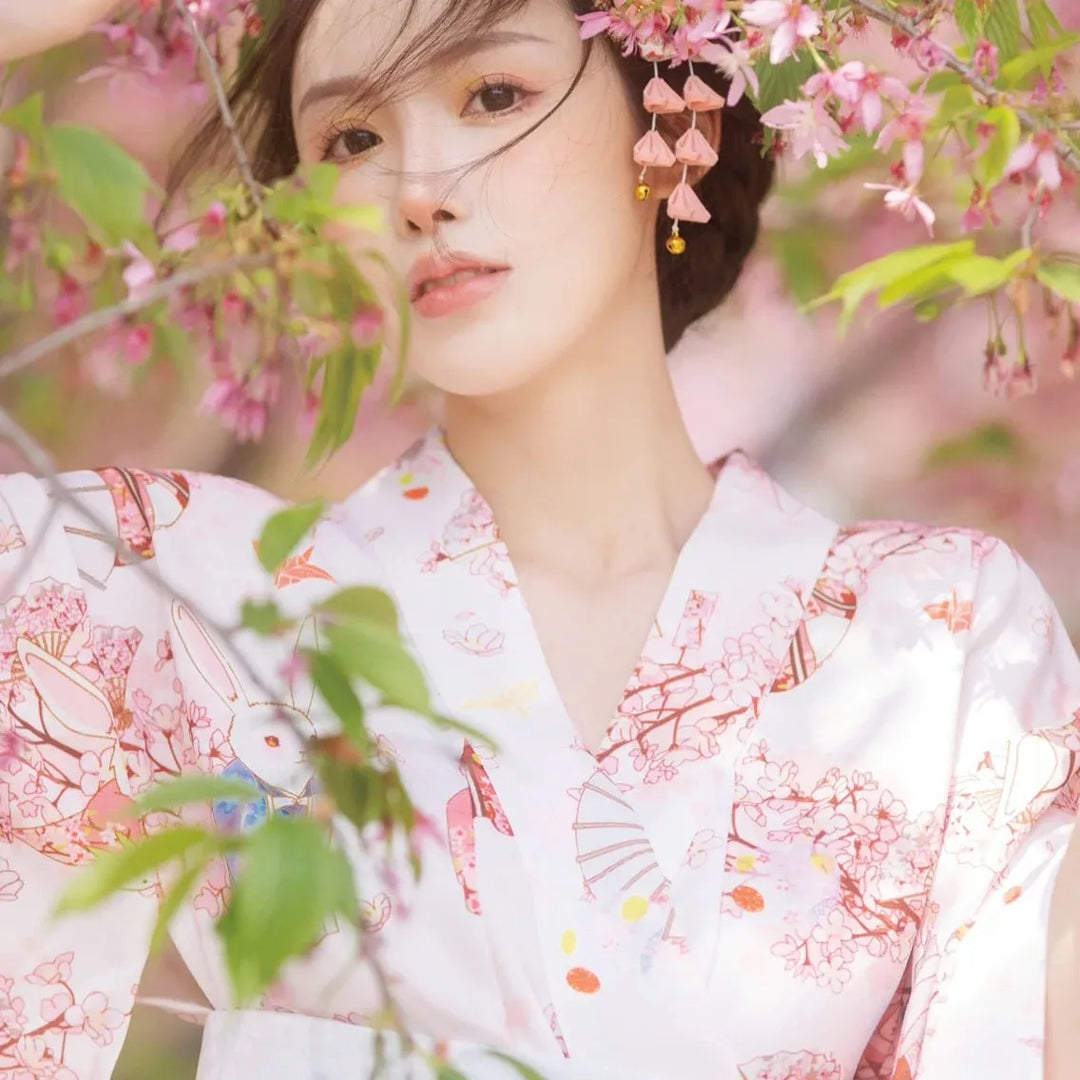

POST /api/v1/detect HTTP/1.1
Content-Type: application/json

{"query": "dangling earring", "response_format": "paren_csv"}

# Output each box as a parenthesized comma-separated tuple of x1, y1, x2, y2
(664, 61, 724, 256)
(634, 61, 682, 203)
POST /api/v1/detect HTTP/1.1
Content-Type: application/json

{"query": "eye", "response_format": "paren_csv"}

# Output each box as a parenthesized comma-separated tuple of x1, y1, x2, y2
(463, 77, 530, 118)
(322, 126, 381, 163)
(264, 735, 280, 748)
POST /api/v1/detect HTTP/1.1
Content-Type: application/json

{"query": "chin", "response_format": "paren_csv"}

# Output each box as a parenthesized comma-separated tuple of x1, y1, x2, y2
(408, 322, 562, 400)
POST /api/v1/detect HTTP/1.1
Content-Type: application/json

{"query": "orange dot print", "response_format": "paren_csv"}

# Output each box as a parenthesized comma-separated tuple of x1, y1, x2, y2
(403, 487, 430, 501)
(894, 1057, 913, 1080)
(566, 967, 601, 994)
(1004, 885, 1023, 904)
(731, 885, 765, 913)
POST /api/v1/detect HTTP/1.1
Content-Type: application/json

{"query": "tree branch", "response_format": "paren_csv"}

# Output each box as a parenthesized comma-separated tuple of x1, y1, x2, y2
(173, 0, 277, 232)
(849, 0, 1080, 173)
(0, 253, 273, 382)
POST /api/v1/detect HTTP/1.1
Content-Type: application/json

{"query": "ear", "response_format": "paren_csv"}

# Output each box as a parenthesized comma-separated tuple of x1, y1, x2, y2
(647, 109, 723, 200)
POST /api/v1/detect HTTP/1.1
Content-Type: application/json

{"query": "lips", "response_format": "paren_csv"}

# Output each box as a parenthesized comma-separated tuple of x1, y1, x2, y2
(407, 254, 509, 303)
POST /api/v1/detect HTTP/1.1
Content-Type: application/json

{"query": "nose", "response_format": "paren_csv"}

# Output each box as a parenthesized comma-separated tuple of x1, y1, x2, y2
(394, 173, 464, 239)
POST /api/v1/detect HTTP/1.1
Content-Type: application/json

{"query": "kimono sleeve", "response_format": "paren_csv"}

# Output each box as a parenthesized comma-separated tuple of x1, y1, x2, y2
(0, 472, 181, 1079)
(897, 537, 1080, 1079)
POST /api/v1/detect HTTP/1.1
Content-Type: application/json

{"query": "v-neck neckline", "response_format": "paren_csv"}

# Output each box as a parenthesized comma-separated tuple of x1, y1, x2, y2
(428, 428, 739, 763)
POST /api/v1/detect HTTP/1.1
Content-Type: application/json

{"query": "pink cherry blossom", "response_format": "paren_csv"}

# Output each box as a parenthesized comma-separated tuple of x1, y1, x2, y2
(352, 305, 385, 347)
(123, 323, 154, 366)
(863, 182, 936, 236)
(760, 99, 847, 168)
(52, 275, 87, 327)
(741, 0, 821, 64)
(700, 39, 760, 106)
(121, 243, 156, 300)
(874, 95, 933, 185)
(1005, 131, 1063, 191)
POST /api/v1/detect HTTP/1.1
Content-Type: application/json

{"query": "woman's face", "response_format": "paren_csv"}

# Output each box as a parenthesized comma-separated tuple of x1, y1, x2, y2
(292, 0, 659, 398)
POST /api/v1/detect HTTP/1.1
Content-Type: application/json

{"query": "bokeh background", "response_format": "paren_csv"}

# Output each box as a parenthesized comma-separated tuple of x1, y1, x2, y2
(1, 9, 1078, 1077)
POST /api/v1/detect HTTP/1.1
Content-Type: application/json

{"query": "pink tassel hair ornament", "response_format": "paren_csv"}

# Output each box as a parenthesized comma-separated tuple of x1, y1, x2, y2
(577, 3, 726, 255)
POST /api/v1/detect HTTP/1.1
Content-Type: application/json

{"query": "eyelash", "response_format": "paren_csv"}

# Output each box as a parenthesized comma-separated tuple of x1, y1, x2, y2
(318, 75, 534, 164)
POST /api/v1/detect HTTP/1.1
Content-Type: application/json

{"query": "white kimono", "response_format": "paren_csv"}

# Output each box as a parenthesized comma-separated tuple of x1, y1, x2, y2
(0, 428, 1077, 1079)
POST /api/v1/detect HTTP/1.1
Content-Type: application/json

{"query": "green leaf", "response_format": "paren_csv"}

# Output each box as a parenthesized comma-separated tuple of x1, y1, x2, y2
(768, 228, 833, 305)
(315, 754, 378, 833)
(0, 92, 44, 135)
(955, 0, 983, 46)
(42, 125, 153, 247)
(1037, 261, 1080, 303)
(131, 775, 264, 816)
(216, 816, 358, 1003)
(256, 500, 325, 573)
(325, 622, 431, 715)
(327, 203, 384, 231)
(973, 106, 1021, 188)
(807, 241, 976, 334)
(751, 51, 819, 116)
(983, 0, 1022, 61)
(1000, 36, 1080, 87)
(487, 1052, 550, 1080)
(307, 648, 367, 746)
(947, 248, 1030, 296)
(935, 83, 977, 126)
(150, 854, 213, 953)
(241, 599, 293, 636)
(924, 422, 1027, 468)
(877, 261, 959, 308)
(56, 827, 212, 916)
(317, 586, 400, 633)
(1027, 0, 1065, 46)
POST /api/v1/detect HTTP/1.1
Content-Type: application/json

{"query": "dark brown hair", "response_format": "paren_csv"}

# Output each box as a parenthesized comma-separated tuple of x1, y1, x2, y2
(174, 0, 775, 350)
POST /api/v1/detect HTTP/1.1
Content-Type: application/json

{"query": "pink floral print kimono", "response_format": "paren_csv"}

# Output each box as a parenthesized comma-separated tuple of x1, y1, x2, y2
(1, 429, 1078, 1080)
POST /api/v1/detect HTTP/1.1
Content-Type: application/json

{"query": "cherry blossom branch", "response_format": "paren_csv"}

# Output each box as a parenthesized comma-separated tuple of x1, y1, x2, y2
(848, 0, 1080, 173)
(172, 0, 277, 232)
(0, 252, 274, 382)
(173, 1, 256, 203)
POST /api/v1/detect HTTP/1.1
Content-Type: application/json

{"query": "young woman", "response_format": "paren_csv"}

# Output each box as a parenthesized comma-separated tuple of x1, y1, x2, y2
(1, 1, 1079, 1078)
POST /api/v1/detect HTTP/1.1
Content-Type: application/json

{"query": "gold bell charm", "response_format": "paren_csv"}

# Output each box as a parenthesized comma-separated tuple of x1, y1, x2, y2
(635, 182, 652, 201)
(666, 224, 686, 255)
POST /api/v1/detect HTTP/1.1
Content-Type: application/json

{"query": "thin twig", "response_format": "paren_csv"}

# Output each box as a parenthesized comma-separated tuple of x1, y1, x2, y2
(172, 0, 277, 233)
(0, 253, 273, 382)
(849, 0, 1080, 173)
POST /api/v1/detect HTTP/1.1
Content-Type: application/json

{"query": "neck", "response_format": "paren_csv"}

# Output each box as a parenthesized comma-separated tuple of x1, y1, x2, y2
(442, 284, 715, 580)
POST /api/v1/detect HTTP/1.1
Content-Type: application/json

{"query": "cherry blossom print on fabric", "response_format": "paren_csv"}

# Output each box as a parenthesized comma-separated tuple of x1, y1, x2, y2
(0, 951, 126, 1079)
(421, 489, 515, 597)
(61, 468, 192, 589)
(727, 739, 943, 994)
(738, 1048, 843, 1080)
(446, 741, 513, 915)
(0, 577, 161, 864)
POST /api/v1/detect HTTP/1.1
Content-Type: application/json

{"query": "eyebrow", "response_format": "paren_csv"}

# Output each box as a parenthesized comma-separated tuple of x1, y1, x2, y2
(296, 30, 551, 118)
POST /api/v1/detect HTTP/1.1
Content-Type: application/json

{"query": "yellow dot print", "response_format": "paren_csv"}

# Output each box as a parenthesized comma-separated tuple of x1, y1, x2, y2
(735, 854, 757, 873)
(560, 930, 576, 956)
(621, 895, 649, 923)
